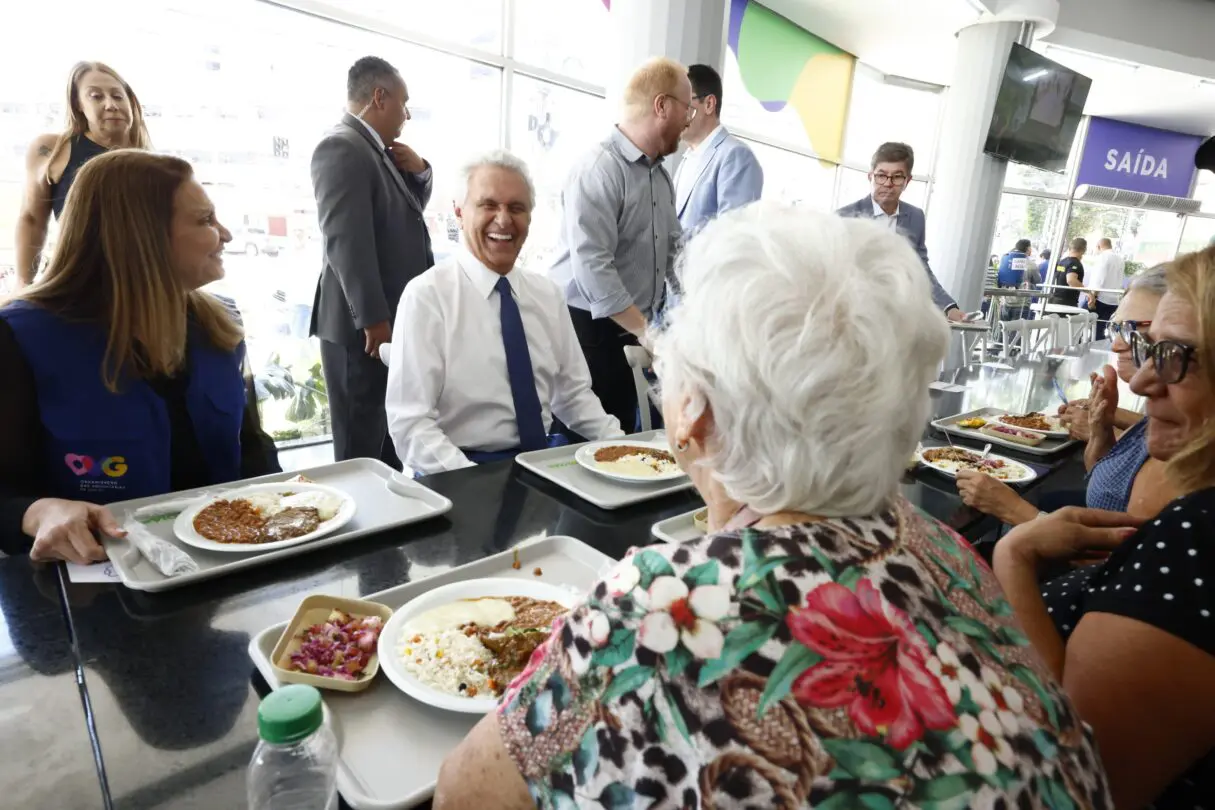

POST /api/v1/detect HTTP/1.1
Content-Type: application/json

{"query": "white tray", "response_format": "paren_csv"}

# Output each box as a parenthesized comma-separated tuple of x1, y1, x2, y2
(932, 407, 1078, 457)
(101, 459, 452, 592)
(248, 534, 615, 810)
(515, 431, 694, 509)
(651, 507, 706, 544)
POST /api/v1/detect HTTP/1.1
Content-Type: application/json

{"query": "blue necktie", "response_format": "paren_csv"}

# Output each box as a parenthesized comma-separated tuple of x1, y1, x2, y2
(495, 276, 547, 450)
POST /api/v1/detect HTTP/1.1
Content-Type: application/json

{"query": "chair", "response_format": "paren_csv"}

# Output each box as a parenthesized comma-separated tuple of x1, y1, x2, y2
(1000, 319, 1054, 359)
(1065, 311, 1098, 345)
(949, 322, 989, 364)
(623, 345, 656, 433)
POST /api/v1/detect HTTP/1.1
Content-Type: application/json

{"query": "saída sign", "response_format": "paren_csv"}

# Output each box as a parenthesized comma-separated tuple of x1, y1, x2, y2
(1076, 117, 1202, 197)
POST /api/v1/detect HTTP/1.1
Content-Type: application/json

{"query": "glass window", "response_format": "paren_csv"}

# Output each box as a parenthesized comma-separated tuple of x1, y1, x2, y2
(842, 68, 942, 172)
(1194, 170, 1215, 215)
(330, 0, 503, 54)
(1066, 202, 1183, 274)
(988, 193, 1067, 269)
(721, 51, 820, 155)
(509, 77, 608, 273)
(512, 0, 609, 85)
(743, 139, 835, 210)
(1178, 216, 1215, 255)
(836, 168, 927, 211)
(1002, 127, 1080, 194)
(0, 0, 501, 442)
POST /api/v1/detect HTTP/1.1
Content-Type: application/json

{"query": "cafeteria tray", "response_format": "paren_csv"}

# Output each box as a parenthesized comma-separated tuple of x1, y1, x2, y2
(515, 430, 694, 509)
(101, 459, 452, 592)
(931, 407, 1078, 457)
(651, 507, 706, 544)
(248, 534, 615, 810)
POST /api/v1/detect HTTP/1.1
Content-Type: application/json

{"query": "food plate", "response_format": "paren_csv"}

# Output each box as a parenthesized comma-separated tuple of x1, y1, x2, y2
(173, 482, 357, 553)
(377, 577, 579, 714)
(918, 447, 1037, 484)
(271, 595, 393, 693)
(995, 412, 1069, 438)
(573, 439, 686, 484)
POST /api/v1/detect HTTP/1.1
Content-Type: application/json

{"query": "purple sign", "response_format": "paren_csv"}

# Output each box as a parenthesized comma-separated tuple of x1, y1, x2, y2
(1077, 117, 1201, 197)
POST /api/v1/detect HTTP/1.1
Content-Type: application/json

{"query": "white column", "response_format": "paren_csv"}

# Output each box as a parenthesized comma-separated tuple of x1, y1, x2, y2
(924, 20, 1026, 315)
(607, 0, 727, 105)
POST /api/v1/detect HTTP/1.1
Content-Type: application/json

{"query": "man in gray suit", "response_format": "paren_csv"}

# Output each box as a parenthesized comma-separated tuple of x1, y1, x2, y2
(310, 56, 434, 463)
(837, 142, 965, 322)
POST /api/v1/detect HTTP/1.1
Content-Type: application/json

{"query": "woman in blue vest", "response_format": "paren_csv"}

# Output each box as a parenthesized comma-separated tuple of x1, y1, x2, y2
(0, 150, 280, 563)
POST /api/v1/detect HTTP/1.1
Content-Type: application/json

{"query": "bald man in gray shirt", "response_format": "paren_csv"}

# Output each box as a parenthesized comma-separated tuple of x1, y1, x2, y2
(548, 57, 689, 430)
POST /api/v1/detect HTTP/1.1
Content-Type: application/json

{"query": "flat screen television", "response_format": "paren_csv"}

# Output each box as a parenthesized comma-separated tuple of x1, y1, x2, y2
(984, 43, 1091, 173)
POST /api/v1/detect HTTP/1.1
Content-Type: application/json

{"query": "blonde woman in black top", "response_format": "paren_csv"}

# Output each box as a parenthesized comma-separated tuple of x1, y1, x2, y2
(14, 61, 151, 288)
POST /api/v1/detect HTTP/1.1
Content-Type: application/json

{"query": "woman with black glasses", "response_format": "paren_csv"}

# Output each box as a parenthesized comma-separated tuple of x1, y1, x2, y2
(992, 245, 1215, 809)
(956, 265, 1176, 524)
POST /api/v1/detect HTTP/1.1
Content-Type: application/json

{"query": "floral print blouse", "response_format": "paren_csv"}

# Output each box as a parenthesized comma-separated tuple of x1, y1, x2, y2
(497, 497, 1112, 809)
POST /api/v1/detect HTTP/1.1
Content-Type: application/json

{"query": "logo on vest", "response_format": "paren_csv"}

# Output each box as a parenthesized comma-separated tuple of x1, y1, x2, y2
(64, 453, 129, 490)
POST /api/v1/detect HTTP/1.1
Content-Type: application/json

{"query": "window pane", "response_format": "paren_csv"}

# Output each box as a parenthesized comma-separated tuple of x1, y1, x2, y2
(1003, 128, 1080, 194)
(333, 0, 503, 53)
(1066, 203, 1182, 273)
(742, 140, 835, 209)
(0, 0, 500, 441)
(509, 77, 608, 272)
(1178, 216, 1215, 255)
(843, 69, 941, 172)
(989, 194, 1066, 267)
(1194, 170, 1215, 214)
(513, 0, 609, 85)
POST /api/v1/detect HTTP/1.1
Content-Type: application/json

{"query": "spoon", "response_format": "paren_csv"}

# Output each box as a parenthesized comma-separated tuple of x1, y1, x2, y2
(979, 443, 992, 461)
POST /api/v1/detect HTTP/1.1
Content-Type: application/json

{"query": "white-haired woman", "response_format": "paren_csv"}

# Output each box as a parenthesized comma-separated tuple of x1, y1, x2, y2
(433, 204, 1111, 809)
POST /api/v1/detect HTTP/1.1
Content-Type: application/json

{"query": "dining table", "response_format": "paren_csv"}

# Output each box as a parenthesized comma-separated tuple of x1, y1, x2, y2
(0, 343, 1122, 810)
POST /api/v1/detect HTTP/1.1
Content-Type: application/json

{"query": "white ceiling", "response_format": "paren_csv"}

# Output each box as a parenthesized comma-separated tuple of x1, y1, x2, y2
(761, 0, 1215, 136)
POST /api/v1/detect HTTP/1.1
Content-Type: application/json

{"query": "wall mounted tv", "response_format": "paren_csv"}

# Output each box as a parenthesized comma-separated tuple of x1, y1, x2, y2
(984, 43, 1091, 173)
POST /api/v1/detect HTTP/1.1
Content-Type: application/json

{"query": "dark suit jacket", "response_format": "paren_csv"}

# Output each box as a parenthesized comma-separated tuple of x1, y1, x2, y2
(836, 195, 958, 312)
(309, 113, 434, 346)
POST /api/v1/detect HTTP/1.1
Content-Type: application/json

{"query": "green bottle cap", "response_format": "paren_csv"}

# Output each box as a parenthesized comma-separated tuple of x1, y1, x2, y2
(257, 684, 324, 744)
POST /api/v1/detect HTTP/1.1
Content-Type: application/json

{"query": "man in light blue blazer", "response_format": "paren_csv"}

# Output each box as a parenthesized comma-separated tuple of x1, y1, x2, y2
(836, 141, 965, 321)
(673, 64, 763, 233)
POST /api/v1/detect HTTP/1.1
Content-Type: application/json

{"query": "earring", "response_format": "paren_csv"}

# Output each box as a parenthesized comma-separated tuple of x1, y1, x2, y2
(676, 440, 689, 451)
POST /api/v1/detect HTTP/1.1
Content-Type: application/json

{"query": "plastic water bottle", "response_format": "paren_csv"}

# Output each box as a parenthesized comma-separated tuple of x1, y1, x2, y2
(247, 684, 339, 810)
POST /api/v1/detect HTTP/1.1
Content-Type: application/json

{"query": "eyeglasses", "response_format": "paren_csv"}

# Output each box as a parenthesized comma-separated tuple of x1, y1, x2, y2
(872, 172, 909, 187)
(1108, 319, 1151, 344)
(1130, 331, 1198, 385)
(662, 94, 697, 123)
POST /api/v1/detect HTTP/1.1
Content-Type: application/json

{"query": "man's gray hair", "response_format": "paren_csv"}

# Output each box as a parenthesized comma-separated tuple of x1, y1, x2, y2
(1128, 263, 1169, 297)
(459, 150, 535, 210)
(347, 56, 400, 104)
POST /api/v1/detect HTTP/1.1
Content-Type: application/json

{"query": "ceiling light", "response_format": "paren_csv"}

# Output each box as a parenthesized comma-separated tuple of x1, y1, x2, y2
(961, 0, 987, 18)
(1044, 44, 1140, 71)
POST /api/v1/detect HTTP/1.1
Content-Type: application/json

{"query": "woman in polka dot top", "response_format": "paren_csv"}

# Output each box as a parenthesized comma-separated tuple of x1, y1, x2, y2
(993, 246, 1215, 810)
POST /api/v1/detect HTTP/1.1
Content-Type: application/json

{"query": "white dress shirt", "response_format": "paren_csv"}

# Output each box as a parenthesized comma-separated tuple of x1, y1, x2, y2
(872, 197, 900, 229)
(386, 248, 624, 474)
(1086, 250, 1126, 306)
(674, 124, 724, 205)
(353, 114, 385, 151)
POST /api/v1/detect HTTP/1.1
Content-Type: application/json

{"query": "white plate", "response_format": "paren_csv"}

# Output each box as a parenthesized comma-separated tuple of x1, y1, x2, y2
(573, 439, 686, 484)
(172, 482, 356, 553)
(918, 448, 1037, 484)
(994, 413, 1069, 438)
(377, 577, 579, 714)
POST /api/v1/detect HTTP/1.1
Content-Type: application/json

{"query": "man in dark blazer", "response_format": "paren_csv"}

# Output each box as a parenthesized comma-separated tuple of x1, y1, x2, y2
(310, 56, 434, 463)
(837, 142, 965, 321)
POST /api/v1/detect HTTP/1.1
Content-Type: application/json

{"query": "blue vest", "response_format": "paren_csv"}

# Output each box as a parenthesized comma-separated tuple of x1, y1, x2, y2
(0, 300, 246, 504)
(997, 251, 1029, 287)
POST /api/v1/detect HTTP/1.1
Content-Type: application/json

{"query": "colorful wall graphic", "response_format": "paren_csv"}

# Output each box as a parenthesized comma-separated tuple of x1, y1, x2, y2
(728, 0, 855, 163)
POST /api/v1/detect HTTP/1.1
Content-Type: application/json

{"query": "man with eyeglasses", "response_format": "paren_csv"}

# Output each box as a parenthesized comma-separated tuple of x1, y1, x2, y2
(673, 64, 763, 233)
(837, 142, 965, 322)
(548, 57, 690, 431)
(310, 56, 434, 466)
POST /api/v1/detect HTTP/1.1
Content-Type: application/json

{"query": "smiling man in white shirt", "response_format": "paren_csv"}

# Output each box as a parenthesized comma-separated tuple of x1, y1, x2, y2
(386, 151, 624, 474)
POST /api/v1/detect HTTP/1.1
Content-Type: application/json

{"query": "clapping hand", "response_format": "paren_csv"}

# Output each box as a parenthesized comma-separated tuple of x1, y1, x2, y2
(1000, 506, 1141, 569)
(1088, 365, 1119, 447)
